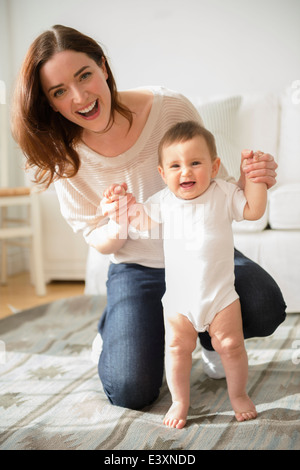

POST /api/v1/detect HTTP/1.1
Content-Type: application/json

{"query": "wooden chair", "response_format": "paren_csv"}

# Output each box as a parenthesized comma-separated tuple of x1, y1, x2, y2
(0, 187, 46, 296)
(0, 80, 46, 296)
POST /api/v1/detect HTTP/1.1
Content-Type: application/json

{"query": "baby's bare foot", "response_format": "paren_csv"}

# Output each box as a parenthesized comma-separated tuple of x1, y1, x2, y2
(231, 394, 257, 422)
(163, 402, 189, 429)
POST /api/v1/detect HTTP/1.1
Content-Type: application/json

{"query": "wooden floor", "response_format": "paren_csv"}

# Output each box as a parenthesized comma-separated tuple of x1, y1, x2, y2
(0, 272, 85, 320)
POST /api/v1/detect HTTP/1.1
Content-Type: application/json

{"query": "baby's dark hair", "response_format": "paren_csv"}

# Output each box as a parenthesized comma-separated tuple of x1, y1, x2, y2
(158, 121, 218, 166)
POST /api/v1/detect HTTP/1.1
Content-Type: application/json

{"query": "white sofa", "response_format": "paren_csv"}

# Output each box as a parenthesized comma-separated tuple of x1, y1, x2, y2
(40, 87, 300, 313)
(194, 87, 300, 313)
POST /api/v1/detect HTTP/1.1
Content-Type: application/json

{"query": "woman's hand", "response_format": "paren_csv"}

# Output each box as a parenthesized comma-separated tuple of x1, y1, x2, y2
(238, 150, 278, 189)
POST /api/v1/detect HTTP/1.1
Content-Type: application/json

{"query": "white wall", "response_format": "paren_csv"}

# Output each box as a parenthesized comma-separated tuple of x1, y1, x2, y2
(0, 0, 300, 177)
(3, 0, 300, 185)
(0, 0, 19, 187)
(7, 0, 300, 98)
(1, 0, 299, 274)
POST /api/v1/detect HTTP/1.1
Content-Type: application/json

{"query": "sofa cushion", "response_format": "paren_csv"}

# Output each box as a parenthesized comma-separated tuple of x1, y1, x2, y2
(235, 93, 279, 160)
(196, 93, 279, 184)
(232, 206, 268, 233)
(197, 95, 242, 181)
(196, 93, 279, 233)
(269, 184, 300, 229)
(277, 87, 300, 184)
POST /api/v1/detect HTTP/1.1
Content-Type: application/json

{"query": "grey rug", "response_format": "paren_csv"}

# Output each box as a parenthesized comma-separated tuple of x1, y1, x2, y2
(0, 295, 299, 450)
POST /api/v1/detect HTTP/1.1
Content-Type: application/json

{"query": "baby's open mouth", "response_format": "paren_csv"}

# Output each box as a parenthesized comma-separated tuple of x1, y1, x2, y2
(77, 99, 99, 118)
(180, 182, 195, 188)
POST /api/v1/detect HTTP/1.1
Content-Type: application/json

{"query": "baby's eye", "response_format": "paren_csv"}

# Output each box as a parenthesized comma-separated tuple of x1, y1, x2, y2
(192, 161, 201, 166)
(170, 163, 180, 168)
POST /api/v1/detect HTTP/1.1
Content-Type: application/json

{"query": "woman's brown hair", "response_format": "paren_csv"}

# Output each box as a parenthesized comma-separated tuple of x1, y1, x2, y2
(11, 25, 133, 187)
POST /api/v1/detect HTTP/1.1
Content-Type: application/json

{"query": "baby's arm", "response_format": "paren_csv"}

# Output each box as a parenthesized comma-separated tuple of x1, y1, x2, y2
(100, 183, 157, 252)
(242, 151, 268, 221)
(98, 183, 135, 254)
(104, 183, 158, 232)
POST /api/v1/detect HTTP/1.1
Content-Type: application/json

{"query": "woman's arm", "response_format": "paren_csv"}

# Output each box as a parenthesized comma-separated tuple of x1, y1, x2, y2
(92, 183, 136, 254)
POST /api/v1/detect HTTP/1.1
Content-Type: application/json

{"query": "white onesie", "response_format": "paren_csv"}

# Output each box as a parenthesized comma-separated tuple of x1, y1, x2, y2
(144, 179, 247, 332)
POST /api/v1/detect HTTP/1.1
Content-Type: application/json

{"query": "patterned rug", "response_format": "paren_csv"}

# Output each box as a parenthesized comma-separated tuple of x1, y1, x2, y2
(0, 295, 299, 450)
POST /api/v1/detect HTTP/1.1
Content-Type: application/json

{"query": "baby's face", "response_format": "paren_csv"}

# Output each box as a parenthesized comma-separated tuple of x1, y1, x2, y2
(158, 136, 220, 200)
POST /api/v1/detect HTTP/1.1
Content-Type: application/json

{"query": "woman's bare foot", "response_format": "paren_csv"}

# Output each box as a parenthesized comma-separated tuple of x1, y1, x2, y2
(231, 394, 257, 422)
(163, 401, 189, 429)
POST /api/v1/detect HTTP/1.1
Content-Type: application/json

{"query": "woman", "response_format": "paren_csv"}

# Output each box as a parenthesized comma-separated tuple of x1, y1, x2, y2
(12, 25, 286, 410)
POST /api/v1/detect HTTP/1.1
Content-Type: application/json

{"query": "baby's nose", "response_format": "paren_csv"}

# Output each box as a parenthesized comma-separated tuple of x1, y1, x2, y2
(181, 165, 191, 175)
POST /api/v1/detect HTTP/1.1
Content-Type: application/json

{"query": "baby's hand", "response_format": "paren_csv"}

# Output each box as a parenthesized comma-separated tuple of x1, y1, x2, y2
(101, 182, 136, 223)
(103, 182, 128, 202)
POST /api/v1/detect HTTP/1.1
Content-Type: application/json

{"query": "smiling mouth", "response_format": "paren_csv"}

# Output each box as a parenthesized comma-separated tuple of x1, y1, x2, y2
(76, 99, 99, 118)
(180, 181, 195, 189)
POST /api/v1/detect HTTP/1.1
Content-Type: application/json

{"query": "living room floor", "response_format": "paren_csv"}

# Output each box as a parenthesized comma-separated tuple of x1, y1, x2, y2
(0, 272, 85, 320)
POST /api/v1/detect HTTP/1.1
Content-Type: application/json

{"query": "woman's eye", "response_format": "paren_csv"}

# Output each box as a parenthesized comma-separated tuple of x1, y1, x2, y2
(80, 72, 92, 81)
(53, 88, 65, 98)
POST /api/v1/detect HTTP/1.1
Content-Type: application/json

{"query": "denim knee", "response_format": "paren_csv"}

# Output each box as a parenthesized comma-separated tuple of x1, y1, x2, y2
(242, 279, 286, 338)
(234, 249, 287, 338)
(99, 363, 162, 410)
(97, 263, 166, 410)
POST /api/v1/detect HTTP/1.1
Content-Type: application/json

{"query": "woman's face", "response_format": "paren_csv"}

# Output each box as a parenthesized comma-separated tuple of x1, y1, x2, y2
(40, 50, 112, 133)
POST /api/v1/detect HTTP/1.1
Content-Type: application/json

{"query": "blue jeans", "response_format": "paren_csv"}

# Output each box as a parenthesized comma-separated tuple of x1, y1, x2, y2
(98, 249, 286, 409)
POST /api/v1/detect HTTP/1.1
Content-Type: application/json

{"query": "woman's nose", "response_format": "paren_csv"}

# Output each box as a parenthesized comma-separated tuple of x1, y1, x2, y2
(71, 86, 87, 103)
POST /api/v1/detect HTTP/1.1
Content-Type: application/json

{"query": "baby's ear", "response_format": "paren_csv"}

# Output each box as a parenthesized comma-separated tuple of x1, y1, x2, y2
(211, 157, 221, 178)
(158, 165, 167, 183)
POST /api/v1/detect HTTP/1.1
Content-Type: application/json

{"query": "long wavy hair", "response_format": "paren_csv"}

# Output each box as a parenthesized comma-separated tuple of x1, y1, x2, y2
(11, 25, 133, 187)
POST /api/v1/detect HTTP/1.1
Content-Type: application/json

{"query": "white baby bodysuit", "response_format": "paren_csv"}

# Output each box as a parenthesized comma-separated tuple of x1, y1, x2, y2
(144, 178, 247, 331)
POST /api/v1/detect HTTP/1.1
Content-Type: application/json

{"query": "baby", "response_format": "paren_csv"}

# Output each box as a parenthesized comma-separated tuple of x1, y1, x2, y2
(101, 121, 267, 428)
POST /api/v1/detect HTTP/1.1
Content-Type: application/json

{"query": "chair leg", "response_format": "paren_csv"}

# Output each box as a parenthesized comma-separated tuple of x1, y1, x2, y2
(30, 192, 46, 296)
(1, 240, 8, 285)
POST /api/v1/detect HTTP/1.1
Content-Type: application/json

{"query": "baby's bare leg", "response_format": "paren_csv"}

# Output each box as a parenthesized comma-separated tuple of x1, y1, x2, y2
(209, 300, 257, 422)
(163, 313, 198, 429)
